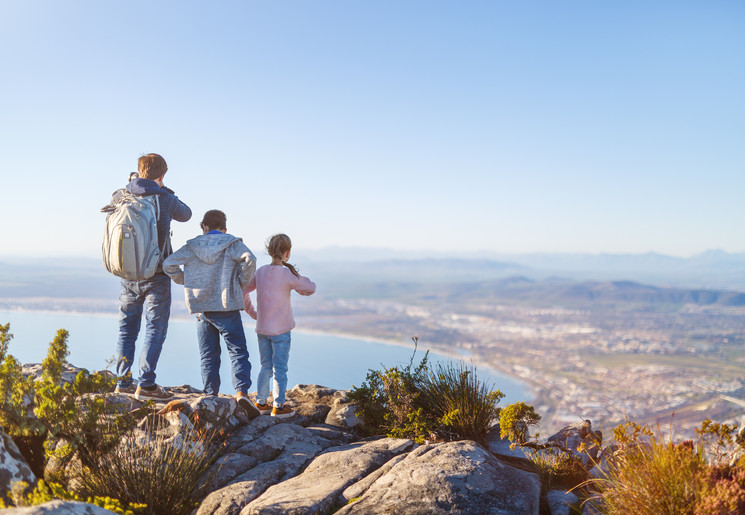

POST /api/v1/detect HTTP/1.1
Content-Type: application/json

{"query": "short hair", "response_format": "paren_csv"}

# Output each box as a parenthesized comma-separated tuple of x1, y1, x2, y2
(201, 210, 227, 231)
(138, 153, 168, 180)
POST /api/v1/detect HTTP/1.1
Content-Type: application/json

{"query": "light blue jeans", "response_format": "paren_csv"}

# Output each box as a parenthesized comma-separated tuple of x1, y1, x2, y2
(115, 272, 171, 388)
(256, 331, 291, 407)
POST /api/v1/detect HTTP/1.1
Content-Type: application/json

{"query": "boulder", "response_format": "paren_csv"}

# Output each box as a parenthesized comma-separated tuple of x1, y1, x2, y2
(0, 500, 116, 514)
(336, 440, 542, 514)
(0, 427, 36, 500)
(324, 391, 363, 430)
(244, 438, 416, 514)
(545, 420, 602, 468)
(546, 489, 580, 515)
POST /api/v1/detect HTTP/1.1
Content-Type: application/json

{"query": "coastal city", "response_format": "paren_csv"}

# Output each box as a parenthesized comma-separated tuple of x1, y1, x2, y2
(296, 290, 745, 439)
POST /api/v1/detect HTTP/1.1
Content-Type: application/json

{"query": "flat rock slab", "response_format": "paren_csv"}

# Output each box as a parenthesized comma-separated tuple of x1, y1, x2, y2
(197, 424, 331, 515)
(244, 437, 415, 514)
(336, 440, 542, 515)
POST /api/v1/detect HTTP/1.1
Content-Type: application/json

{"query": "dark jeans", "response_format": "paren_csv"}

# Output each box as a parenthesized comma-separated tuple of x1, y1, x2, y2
(115, 272, 171, 388)
(196, 311, 252, 396)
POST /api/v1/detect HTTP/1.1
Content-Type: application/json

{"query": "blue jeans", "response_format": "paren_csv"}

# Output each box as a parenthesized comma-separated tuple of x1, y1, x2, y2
(196, 311, 252, 396)
(256, 331, 291, 407)
(116, 272, 171, 389)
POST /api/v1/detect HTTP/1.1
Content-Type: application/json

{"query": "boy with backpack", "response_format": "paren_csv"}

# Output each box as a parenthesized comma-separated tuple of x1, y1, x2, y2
(102, 153, 191, 401)
(163, 210, 261, 419)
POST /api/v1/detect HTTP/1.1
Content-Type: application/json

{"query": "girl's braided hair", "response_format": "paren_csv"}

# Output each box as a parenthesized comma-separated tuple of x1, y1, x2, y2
(267, 233, 300, 278)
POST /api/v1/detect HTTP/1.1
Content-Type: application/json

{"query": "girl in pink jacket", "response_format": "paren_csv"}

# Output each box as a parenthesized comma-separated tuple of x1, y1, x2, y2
(243, 234, 316, 418)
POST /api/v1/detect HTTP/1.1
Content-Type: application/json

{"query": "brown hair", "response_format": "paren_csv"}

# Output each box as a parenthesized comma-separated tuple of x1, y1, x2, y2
(266, 234, 299, 278)
(138, 153, 168, 180)
(201, 210, 227, 231)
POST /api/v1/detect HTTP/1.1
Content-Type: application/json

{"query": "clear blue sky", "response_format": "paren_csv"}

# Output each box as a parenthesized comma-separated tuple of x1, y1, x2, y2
(1, 1, 743, 258)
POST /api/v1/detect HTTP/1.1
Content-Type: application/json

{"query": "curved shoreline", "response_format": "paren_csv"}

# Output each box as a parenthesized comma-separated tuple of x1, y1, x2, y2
(0, 308, 537, 400)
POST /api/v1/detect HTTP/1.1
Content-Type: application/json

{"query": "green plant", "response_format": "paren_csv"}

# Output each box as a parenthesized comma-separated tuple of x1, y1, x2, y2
(697, 419, 745, 466)
(529, 447, 588, 491)
(499, 401, 541, 445)
(0, 324, 147, 484)
(7, 479, 143, 514)
(419, 360, 503, 445)
(350, 337, 505, 444)
(583, 421, 706, 514)
(350, 337, 432, 442)
(74, 417, 220, 515)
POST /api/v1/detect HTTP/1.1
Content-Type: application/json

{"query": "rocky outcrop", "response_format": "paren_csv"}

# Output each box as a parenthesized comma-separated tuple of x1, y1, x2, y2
(337, 440, 541, 514)
(0, 428, 35, 500)
(0, 381, 594, 515)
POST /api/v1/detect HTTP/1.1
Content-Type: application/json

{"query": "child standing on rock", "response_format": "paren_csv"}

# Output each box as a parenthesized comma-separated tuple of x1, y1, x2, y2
(242, 234, 316, 418)
(163, 210, 261, 419)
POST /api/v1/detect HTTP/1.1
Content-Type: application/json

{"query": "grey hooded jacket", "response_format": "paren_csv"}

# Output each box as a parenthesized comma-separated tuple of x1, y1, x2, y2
(163, 233, 256, 314)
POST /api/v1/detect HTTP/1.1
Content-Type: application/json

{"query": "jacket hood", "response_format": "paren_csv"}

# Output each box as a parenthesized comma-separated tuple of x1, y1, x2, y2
(186, 233, 242, 264)
(126, 178, 167, 196)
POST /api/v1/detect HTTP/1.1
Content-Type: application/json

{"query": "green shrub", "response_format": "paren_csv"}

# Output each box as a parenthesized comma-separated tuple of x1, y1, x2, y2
(0, 324, 147, 498)
(419, 361, 503, 445)
(5, 479, 143, 514)
(349, 338, 432, 442)
(499, 401, 540, 445)
(74, 417, 220, 515)
(350, 337, 504, 444)
(529, 447, 588, 491)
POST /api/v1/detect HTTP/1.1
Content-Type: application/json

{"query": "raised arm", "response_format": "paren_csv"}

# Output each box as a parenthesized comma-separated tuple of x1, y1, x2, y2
(293, 275, 316, 296)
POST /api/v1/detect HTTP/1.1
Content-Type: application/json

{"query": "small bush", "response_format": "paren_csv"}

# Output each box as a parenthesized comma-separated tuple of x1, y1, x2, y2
(584, 421, 706, 514)
(529, 447, 588, 491)
(74, 417, 220, 515)
(350, 337, 504, 444)
(499, 401, 540, 445)
(419, 361, 503, 445)
(349, 338, 432, 442)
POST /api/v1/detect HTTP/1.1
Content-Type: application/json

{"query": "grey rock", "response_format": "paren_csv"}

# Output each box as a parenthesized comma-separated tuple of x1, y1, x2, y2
(245, 438, 415, 514)
(197, 424, 329, 514)
(341, 453, 408, 503)
(203, 452, 260, 491)
(546, 420, 601, 468)
(0, 427, 35, 499)
(487, 424, 533, 461)
(21, 363, 84, 385)
(223, 416, 278, 453)
(336, 440, 542, 515)
(546, 489, 579, 515)
(304, 424, 357, 444)
(0, 500, 116, 514)
(323, 390, 363, 430)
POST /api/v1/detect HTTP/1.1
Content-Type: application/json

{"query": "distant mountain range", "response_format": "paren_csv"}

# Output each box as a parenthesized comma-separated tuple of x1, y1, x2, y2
(1, 249, 743, 307)
(299, 248, 745, 291)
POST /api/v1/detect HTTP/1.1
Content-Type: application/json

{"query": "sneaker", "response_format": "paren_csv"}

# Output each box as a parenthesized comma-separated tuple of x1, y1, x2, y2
(271, 405, 295, 419)
(114, 383, 136, 395)
(236, 394, 261, 420)
(255, 402, 272, 415)
(134, 384, 173, 401)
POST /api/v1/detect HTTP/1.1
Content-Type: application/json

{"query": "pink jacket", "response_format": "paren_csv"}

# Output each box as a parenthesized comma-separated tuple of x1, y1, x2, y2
(242, 265, 316, 335)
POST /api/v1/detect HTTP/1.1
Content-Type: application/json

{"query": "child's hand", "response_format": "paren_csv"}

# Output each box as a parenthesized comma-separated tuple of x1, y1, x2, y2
(248, 309, 257, 320)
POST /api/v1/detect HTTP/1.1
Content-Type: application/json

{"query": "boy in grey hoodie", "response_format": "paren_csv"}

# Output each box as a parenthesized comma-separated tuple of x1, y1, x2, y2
(163, 210, 260, 418)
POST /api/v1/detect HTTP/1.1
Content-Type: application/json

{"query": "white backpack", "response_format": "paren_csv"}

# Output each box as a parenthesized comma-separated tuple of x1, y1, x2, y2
(102, 191, 164, 281)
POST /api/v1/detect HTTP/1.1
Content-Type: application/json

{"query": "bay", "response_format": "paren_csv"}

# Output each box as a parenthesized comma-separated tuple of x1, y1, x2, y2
(0, 310, 530, 404)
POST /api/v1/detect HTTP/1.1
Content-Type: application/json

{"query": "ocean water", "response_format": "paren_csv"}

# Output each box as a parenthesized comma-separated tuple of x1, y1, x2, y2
(0, 310, 530, 404)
